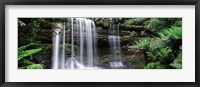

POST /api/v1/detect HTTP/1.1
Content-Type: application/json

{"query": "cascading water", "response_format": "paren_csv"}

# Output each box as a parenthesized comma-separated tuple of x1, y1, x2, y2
(108, 24, 123, 68)
(52, 23, 65, 69)
(65, 18, 97, 69)
(52, 18, 98, 69)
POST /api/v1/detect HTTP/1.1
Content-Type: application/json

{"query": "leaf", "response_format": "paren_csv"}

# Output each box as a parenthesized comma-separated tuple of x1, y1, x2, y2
(145, 61, 165, 69)
(18, 48, 42, 61)
(21, 59, 35, 65)
(18, 43, 36, 51)
(129, 38, 151, 50)
(170, 52, 182, 69)
(170, 59, 182, 69)
(20, 64, 43, 69)
(158, 26, 182, 40)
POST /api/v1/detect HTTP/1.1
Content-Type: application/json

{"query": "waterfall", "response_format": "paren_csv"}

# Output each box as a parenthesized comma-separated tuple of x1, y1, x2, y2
(52, 23, 64, 69)
(108, 24, 123, 68)
(65, 18, 97, 69)
(52, 18, 124, 69)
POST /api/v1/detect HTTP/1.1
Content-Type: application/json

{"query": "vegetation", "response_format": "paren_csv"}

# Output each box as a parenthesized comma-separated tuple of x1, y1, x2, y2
(127, 19, 182, 69)
(18, 18, 182, 69)
(18, 43, 43, 69)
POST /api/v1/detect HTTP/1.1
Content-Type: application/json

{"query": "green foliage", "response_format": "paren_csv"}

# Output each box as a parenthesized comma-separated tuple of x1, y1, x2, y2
(157, 48, 172, 63)
(170, 52, 182, 69)
(145, 18, 167, 32)
(20, 64, 43, 69)
(18, 43, 36, 51)
(99, 55, 112, 63)
(158, 26, 182, 40)
(124, 18, 148, 25)
(149, 38, 166, 50)
(147, 47, 172, 59)
(18, 43, 43, 69)
(90, 18, 110, 27)
(129, 23, 182, 69)
(129, 38, 151, 50)
(145, 61, 166, 69)
(18, 18, 182, 69)
(18, 18, 67, 47)
(129, 31, 137, 36)
(18, 48, 42, 61)
(170, 58, 182, 69)
(173, 19, 182, 27)
(146, 47, 174, 69)
(19, 19, 44, 46)
(123, 36, 131, 41)
(20, 59, 35, 65)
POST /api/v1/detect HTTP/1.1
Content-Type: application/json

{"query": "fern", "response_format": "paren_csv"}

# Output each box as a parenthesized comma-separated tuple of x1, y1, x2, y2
(145, 61, 166, 69)
(173, 19, 182, 27)
(157, 48, 172, 58)
(170, 59, 182, 69)
(170, 52, 182, 69)
(18, 43, 43, 69)
(149, 38, 166, 50)
(158, 26, 182, 40)
(147, 47, 172, 62)
(19, 59, 35, 65)
(18, 48, 42, 61)
(18, 43, 36, 51)
(145, 18, 167, 32)
(124, 18, 148, 25)
(20, 64, 43, 69)
(129, 38, 151, 50)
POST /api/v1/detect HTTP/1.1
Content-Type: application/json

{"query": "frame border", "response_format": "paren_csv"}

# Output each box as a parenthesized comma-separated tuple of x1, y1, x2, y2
(1, 0, 200, 87)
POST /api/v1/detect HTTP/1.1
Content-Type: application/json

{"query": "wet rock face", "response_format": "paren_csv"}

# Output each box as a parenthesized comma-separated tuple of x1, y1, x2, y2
(52, 23, 63, 36)
(53, 23, 63, 29)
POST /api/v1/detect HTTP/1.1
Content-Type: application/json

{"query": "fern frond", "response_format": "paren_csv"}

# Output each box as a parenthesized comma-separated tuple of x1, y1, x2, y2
(18, 43, 35, 51)
(158, 26, 182, 40)
(170, 52, 182, 69)
(158, 48, 172, 58)
(20, 64, 43, 69)
(145, 61, 165, 69)
(129, 38, 151, 50)
(170, 59, 182, 69)
(21, 59, 35, 65)
(18, 48, 42, 60)
(150, 38, 166, 50)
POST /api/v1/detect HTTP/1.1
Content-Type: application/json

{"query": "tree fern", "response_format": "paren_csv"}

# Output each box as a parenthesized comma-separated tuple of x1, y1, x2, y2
(19, 59, 35, 65)
(145, 61, 166, 69)
(157, 48, 172, 58)
(18, 43, 36, 51)
(170, 59, 182, 69)
(20, 64, 43, 69)
(149, 38, 166, 50)
(129, 38, 151, 50)
(18, 43, 43, 69)
(18, 48, 42, 61)
(158, 26, 182, 40)
(170, 52, 182, 69)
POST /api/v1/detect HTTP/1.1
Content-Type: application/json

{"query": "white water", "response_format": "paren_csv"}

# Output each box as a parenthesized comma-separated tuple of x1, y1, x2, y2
(52, 18, 97, 69)
(60, 23, 66, 69)
(65, 57, 85, 69)
(52, 23, 67, 69)
(52, 24, 62, 69)
(70, 18, 97, 68)
(108, 24, 123, 68)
